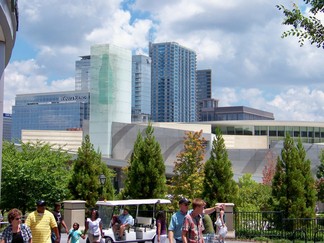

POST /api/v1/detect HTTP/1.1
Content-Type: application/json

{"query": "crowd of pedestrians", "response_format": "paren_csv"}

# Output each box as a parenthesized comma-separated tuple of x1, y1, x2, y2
(0, 198, 227, 243)
(0, 200, 86, 243)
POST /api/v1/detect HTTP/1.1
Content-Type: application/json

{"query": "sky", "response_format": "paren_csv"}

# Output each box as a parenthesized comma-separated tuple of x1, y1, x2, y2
(4, 0, 324, 121)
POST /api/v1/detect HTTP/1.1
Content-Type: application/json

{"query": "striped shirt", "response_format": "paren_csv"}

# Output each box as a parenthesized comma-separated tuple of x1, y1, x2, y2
(25, 210, 57, 243)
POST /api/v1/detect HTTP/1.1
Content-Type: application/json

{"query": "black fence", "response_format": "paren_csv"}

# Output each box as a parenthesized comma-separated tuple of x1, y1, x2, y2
(235, 211, 324, 242)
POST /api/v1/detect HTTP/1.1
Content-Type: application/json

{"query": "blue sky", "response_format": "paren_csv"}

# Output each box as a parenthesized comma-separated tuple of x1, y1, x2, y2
(4, 0, 324, 121)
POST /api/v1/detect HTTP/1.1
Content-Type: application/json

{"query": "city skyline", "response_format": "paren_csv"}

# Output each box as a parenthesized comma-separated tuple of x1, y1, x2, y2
(4, 0, 324, 121)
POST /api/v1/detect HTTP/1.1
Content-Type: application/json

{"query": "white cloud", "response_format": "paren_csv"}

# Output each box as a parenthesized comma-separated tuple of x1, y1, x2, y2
(6, 0, 324, 122)
(217, 86, 324, 121)
(4, 60, 74, 113)
(85, 10, 153, 50)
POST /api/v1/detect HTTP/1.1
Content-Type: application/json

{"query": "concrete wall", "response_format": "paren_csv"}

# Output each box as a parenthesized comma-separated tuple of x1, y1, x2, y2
(223, 135, 268, 149)
(111, 122, 214, 176)
(21, 130, 83, 152)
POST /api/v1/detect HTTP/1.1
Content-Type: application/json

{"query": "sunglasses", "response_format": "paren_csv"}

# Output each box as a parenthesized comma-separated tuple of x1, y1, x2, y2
(15, 217, 21, 221)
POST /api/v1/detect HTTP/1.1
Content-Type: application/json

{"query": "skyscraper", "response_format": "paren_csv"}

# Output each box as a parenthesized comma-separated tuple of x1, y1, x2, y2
(149, 42, 197, 122)
(196, 69, 212, 121)
(90, 44, 131, 157)
(75, 55, 91, 91)
(131, 55, 151, 123)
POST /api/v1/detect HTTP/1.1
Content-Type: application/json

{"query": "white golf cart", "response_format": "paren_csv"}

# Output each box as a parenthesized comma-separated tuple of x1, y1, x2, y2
(96, 199, 171, 243)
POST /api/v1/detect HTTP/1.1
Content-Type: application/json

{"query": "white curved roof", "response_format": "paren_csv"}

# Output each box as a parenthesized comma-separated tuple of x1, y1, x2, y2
(96, 199, 171, 206)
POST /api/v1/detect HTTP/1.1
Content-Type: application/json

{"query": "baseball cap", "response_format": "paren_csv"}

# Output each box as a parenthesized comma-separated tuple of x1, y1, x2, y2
(179, 198, 191, 205)
(36, 200, 46, 206)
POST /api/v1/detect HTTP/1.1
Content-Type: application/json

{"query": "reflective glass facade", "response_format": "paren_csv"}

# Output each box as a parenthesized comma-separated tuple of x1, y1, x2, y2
(75, 55, 91, 91)
(131, 55, 151, 122)
(11, 91, 89, 142)
(3, 113, 12, 141)
(201, 106, 274, 121)
(90, 44, 131, 157)
(150, 42, 197, 122)
(214, 122, 324, 143)
(197, 69, 212, 121)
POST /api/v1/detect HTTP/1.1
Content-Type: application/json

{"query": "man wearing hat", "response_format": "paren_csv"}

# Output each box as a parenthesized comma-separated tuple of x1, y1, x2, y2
(168, 198, 219, 243)
(26, 200, 60, 243)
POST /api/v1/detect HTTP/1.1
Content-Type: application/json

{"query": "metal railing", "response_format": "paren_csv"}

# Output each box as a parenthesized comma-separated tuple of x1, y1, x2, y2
(235, 211, 324, 242)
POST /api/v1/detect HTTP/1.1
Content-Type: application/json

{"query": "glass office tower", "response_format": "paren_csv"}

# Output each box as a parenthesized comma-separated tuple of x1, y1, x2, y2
(131, 55, 151, 122)
(75, 55, 91, 91)
(197, 69, 212, 121)
(3, 113, 12, 141)
(149, 42, 197, 122)
(11, 91, 89, 142)
(90, 44, 131, 157)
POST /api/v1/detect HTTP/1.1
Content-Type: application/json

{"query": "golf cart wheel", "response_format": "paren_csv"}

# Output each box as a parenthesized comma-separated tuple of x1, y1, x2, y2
(151, 236, 155, 243)
(105, 237, 114, 243)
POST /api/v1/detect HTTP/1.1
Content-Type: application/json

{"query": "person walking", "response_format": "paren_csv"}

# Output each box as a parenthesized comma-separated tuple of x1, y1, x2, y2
(67, 222, 85, 243)
(52, 202, 68, 243)
(0, 208, 32, 243)
(25, 200, 59, 243)
(216, 204, 227, 243)
(181, 198, 205, 243)
(154, 211, 167, 243)
(82, 209, 102, 243)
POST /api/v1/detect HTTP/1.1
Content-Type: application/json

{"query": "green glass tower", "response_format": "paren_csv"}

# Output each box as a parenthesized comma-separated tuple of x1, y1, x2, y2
(90, 44, 131, 157)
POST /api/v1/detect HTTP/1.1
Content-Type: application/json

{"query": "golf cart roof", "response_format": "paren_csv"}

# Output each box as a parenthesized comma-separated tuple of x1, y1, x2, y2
(96, 198, 171, 206)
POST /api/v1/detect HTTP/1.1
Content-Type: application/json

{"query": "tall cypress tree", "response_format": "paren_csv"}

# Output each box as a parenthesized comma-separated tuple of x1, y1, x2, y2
(202, 127, 238, 206)
(296, 139, 316, 217)
(122, 123, 167, 199)
(68, 135, 114, 208)
(316, 150, 324, 202)
(272, 134, 316, 219)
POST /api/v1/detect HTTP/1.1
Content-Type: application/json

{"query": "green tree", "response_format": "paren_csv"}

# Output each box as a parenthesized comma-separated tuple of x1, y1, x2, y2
(1, 141, 72, 214)
(271, 134, 316, 219)
(277, 1, 324, 48)
(316, 150, 324, 202)
(121, 123, 167, 199)
(296, 139, 316, 217)
(168, 130, 206, 209)
(236, 174, 272, 212)
(202, 128, 238, 206)
(68, 135, 114, 208)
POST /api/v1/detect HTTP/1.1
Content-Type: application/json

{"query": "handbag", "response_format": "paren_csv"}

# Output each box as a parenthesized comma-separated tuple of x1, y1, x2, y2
(218, 225, 228, 238)
(215, 217, 222, 227)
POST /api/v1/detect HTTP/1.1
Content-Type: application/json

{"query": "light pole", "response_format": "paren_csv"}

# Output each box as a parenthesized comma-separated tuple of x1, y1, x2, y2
(99, 174, 106, 200)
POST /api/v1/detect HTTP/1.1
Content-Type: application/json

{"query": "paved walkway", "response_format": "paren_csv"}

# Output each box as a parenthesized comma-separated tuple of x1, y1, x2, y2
(60, 233, 253, 243)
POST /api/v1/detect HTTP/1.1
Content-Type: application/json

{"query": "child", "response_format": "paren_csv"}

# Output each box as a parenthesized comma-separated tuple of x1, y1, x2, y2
(68, 222, 86, 243)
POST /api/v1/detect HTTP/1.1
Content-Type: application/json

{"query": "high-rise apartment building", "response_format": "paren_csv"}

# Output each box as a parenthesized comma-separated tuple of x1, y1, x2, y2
(75, 55, 91, 91)
(131, 55, 151, 123)
(196, 69, 212, 121)
(149, 42, 197, 122)
(90, 44, 131, 157)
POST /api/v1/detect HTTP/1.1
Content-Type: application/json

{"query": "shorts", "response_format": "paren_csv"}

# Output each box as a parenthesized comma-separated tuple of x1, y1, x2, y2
(88, 233, 101, 242)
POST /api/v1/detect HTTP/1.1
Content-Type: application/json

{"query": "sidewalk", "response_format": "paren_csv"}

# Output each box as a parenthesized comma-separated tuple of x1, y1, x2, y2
(60, 233, 253, 243)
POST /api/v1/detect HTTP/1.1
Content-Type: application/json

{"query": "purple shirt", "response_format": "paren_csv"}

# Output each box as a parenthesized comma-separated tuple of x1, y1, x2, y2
(156, 219, 166, 235)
